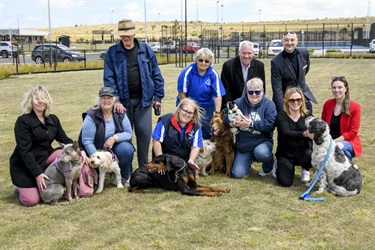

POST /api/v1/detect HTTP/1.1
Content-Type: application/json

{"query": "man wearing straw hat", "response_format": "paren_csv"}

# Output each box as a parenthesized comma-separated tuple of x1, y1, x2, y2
(104, 18, 164, 178)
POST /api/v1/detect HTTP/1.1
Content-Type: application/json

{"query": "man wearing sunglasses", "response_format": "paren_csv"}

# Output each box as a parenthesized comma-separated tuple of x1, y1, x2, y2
(221, 41, 265, 106)
(271, 31, 317, 114)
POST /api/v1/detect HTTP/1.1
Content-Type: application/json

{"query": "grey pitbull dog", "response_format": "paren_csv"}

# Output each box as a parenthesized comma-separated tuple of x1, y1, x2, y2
(40, 141, 83, 205)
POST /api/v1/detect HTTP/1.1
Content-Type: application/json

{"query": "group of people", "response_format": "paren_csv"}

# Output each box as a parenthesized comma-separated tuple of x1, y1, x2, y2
(10, 18, 362, 207)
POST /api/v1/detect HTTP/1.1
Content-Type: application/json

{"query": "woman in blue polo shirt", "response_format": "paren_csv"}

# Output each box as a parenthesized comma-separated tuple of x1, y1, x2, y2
(151, 98, 203, 170)
(176, 48, 225, 139)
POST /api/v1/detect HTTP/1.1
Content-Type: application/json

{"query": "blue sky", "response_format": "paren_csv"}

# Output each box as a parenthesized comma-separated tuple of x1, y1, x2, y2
(1, 0, 374, 29)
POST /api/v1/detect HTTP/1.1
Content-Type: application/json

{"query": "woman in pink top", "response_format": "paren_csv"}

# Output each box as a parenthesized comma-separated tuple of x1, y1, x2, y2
(321, 76, 362, 160)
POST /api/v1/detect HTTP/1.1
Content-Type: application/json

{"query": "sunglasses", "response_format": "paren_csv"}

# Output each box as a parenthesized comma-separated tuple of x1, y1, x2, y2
(198, 58, 210, 64)
(288, 98, 302, 104)
(283, 31, 296, 35)
(247, 90, 262, 96)
(332, 76, 346, 82)
(180, 107, 194, 116)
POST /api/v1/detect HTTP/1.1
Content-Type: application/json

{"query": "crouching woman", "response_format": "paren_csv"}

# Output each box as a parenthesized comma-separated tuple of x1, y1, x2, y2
(79, 87, 135, 185)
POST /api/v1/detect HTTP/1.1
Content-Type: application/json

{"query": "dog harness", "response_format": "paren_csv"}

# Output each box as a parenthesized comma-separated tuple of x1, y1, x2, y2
(299, 137, 333, 201)
(54, 156, 84, 173)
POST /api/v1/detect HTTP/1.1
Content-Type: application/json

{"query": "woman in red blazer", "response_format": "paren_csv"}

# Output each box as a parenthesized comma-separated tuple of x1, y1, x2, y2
(321, 76, 362, 160)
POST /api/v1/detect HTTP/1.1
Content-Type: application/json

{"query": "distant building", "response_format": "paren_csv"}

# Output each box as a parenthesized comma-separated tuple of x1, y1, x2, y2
(0, 29, 49, 43)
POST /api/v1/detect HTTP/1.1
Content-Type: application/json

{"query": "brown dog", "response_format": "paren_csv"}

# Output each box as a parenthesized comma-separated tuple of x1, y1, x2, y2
(208, 111, 235, 177)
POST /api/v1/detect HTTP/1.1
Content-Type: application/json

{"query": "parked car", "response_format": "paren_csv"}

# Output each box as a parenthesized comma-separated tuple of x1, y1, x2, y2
(0, 41, 20, 58)
(182, 42, 200, 53)
(268, 39, 283, 56)
(31, 44, 85, 64)
(148, 42, 161, 53)
(160, 40, 177, 53)
(252, 42, 261, 56)
(99, 50, 107, 60)
(369, 39, 375, 53)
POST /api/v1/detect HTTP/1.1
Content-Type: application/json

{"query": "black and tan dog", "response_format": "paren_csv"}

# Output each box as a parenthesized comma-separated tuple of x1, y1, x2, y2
(129, 154, 230, 197)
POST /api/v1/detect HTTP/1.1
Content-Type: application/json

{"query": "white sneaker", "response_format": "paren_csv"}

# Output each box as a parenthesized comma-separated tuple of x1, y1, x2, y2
(301, 169, 310, 182)
(258, 170, 271, 177)
(272, 162, 277, 178)
(122, 178, 130, 187)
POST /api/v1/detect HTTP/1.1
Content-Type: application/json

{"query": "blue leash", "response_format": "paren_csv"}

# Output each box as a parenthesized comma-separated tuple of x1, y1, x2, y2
(299, 137, 333, 201)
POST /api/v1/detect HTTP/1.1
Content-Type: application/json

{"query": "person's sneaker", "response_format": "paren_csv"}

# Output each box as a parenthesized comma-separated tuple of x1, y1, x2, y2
(122, 178, 130, 187)
(301, 169, 310, 182)
(258, 170, 271, 177)
(272, 162, 277, 178)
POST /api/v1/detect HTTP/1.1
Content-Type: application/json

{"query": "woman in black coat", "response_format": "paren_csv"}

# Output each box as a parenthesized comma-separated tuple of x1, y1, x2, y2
(10, 86, 75, 206)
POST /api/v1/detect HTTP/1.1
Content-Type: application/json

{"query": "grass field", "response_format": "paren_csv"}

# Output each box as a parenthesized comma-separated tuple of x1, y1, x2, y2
(0, 58, 374, 250)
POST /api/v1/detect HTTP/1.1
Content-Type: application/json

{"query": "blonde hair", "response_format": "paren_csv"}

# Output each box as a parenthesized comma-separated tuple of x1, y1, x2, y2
(175, 98, 203, 126)
(283, 87, 308, 116)
(246, 77, 264, 89)
(21, 86, 52, 117)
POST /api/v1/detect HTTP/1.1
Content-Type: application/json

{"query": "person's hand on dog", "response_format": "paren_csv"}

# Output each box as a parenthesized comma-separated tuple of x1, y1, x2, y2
(36, 173, 49, 191)
(81, 151, 90, 165)
(188, 159, 200, 171)
(303, 129, 314, 140)
(234, 116, 251, 129)
(114, 102, 126, 113)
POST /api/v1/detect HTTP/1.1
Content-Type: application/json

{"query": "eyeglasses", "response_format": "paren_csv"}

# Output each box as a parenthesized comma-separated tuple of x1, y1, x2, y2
(198, 58, 210, 64)
(180, 107, 195, 116)
(247, 90, 262, 96)
(288, 98, 302, 104)
(332, 76, 346, 82)
(283, 31, 296, 36)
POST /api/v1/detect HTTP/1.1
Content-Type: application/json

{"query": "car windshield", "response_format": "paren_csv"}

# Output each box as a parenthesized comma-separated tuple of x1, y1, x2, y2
(270, 41, 282, 47)
(57, 44, 73, 51)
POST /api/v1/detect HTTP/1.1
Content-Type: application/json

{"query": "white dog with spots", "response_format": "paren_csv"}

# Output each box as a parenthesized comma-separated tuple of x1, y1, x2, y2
(306, 117, 363, 196)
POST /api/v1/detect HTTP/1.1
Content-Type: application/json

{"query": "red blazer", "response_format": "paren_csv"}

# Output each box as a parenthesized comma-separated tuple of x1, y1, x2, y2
(321, 98, 362, 157)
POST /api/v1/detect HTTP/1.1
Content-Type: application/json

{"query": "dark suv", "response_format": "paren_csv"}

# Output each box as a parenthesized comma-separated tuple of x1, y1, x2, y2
(31, 44, 85, 64)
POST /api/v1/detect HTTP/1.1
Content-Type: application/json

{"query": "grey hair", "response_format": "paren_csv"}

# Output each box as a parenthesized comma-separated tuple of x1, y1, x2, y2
(239, 41, 254, 51)
(92, 96, 116, 110)
(246, 77, 264, 89)
(193, 48, 214, 64)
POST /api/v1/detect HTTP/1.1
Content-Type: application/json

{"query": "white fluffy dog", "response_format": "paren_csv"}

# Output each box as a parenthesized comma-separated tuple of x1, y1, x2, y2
(306, 117, 363, 196)
(195, 139, 216, 178)
(89, 150, 123, 193)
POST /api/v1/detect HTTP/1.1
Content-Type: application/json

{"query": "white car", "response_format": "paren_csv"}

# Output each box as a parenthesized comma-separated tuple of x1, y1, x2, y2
(268, 39, 283, 56)
(148, 42, 161, 53)
(369, 39, 375, 53)
(252, 42, 261, 56)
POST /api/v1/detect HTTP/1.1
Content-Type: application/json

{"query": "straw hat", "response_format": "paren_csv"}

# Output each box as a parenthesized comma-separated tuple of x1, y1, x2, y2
(112, 18, 138, 36)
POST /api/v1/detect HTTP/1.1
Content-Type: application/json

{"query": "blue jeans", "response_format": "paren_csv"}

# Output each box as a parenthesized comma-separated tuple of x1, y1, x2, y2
(112, 141, 135, 180)
(341, 141, 354, 160)
(202, 105, 215, 140)
(231, 141, 274, 179)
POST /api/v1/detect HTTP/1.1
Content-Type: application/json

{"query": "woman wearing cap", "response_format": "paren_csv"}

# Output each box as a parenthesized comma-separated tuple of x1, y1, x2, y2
(275, 87, 314, 187)
(79, 87, 135, 186)
(177, 48, 225, 139)
(321, 76, 362, 160)
(10, 86, 76, 206)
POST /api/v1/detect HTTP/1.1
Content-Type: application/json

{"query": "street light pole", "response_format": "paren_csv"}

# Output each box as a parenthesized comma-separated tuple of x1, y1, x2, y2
(144, 0, 148, 43)
(111, 10, 114, 43)
(258, 9, 261, 43)
(221, 4, 223, 46)
(47, 0, 52, 66)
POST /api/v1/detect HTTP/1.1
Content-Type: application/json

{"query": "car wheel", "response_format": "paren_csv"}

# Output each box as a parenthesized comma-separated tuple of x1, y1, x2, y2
(34, 56, 44, 64)
(1, 51, 9, 58)
(63, 57, 71, 62)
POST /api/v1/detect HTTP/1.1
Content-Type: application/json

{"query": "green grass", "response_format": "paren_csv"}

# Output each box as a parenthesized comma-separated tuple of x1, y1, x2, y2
(0, 59, 374, 249)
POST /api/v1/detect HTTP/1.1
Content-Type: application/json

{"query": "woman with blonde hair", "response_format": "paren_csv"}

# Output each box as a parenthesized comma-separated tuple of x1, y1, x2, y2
(10, 86, 75, 206)
(275, 87, 314, 187)
(151, 97, 203, 170)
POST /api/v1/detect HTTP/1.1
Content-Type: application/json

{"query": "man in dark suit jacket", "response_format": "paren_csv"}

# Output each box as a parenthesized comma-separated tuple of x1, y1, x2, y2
(221, 41, 265, 105)
(271, 31, 317, 114)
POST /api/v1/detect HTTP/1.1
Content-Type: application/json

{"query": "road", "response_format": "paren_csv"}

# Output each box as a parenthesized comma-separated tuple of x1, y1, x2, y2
(0, 49, 372, 65)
